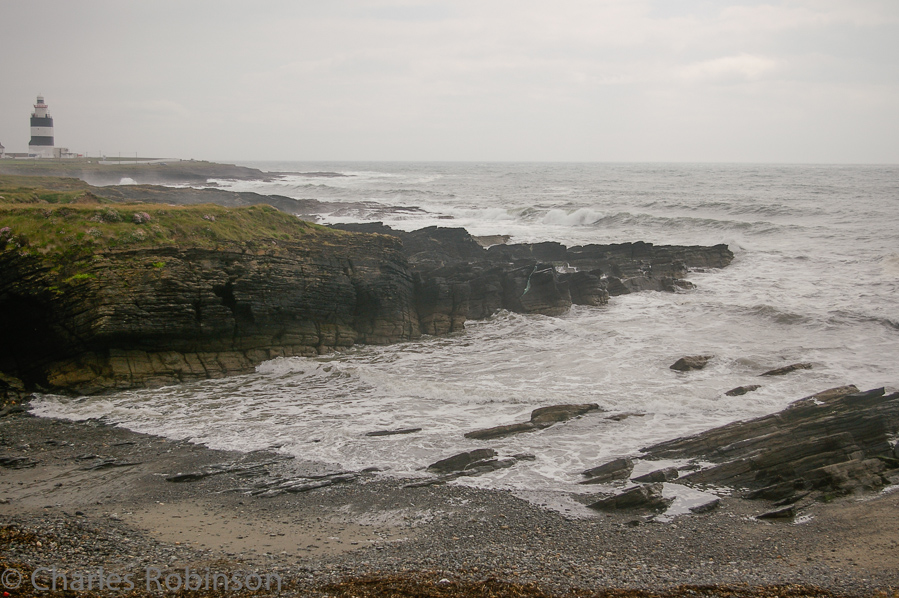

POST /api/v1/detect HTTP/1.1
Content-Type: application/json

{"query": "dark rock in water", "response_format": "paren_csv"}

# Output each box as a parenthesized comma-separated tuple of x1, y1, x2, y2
(581, 457, 634, 484)
(427, 448, 498, 474)
(465, 422, 536, 440)
(643, 385, 899, 499)
(508, 264, 572, 317)
(632, 467, 679, 484)
(333, 222, 732, 327)
(670, 355, 714, 371)
(604, 276, 630, 296)
(761, 362, 813, 376)
(588, 483, 673, 511)
(725, 384, 761, 396)
(530, 403, 600, 425)
(365, 427, 422, 437)
(465, 403, 600, 439)
(560, 270, 609, 306)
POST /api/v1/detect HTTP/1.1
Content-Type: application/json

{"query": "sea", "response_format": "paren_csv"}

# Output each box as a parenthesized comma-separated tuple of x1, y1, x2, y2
(32, 162, 899, 508)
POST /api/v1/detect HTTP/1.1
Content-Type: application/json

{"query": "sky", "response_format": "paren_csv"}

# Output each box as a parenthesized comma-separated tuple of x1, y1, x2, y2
(1, 0, 897, 163)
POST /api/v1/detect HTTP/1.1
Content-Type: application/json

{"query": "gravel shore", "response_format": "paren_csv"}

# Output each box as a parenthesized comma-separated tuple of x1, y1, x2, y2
(2, 411, 898, 597)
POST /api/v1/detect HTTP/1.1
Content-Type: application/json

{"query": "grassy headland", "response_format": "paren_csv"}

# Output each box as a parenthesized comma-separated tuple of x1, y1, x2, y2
(0, 175, 350, 283)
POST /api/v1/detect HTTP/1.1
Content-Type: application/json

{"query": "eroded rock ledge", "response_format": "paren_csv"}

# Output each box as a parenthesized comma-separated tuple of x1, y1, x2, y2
(1, 200, 732, 395)
(643, 385, 899, 500)
(332, 223, 733, 335)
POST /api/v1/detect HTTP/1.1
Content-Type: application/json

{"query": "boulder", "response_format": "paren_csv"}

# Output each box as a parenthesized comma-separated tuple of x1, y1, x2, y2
(530, 403, 600, 426)
(427, 448, 497, 474)
(725, 385, 761, 396)
(465, 403, 600, 440)
(581, 457, 634, 484)
(631, 467, 679, 484)
(560, 270, 609, 306)
(588, 483, 673, 511)
(670, 355, 714, 371)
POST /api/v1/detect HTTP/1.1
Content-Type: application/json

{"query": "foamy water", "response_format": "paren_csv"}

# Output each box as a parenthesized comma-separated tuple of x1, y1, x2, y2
(32, 162, 899, 497)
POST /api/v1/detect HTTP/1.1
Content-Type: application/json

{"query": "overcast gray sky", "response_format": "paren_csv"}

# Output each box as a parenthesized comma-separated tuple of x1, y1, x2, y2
(1, 0, 897, 162)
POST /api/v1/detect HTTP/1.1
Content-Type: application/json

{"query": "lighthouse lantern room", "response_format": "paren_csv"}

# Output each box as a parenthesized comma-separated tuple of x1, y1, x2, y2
(28, 95, 55, 158)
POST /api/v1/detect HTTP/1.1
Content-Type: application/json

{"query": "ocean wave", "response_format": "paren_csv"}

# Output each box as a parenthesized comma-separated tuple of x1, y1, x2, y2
(742, 304, 813, 326)
(826, 310, 899, 332)
(542, 208, 605, 226)
(585, 210, 767, 234)
(378, 188, 456, 199)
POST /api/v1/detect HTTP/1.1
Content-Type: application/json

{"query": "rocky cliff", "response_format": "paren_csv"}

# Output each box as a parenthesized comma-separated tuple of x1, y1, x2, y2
(1, 178, 733, 395)
(1, 203, 419, 394)
(332, 223, 734, 335)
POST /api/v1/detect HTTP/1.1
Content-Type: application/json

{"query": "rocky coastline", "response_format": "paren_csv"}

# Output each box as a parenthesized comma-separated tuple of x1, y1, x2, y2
(1, 174, 731, 395)
(2, 167, 898, 596)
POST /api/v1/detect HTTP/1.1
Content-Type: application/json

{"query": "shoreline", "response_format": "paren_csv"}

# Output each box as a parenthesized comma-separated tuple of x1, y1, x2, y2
(3, 409, 898, 596)
(3, 164, 898, 596)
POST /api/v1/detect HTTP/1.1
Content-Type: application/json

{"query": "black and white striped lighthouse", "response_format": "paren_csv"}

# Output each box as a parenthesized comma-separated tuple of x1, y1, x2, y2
(28, 95, 55, 158)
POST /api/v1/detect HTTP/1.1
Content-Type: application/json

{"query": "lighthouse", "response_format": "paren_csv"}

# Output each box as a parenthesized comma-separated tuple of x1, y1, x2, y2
(28, 95, 55, 158)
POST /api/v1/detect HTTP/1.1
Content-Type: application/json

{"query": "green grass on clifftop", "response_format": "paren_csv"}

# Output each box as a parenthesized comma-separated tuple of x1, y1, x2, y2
(0, 176, 355, 263)
(0, 202, 348, 258)
(0, 175, 97, 204)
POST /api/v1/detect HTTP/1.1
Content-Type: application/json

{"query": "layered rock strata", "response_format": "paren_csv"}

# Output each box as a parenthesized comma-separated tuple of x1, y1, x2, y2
(332, 223, 734, 334)
(1, 224, 419, 394)
(642, 385, 899, 501)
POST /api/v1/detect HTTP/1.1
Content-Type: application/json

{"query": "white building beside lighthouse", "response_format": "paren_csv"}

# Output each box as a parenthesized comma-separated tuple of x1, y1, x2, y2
(28, 95, 55, 158)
